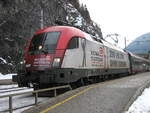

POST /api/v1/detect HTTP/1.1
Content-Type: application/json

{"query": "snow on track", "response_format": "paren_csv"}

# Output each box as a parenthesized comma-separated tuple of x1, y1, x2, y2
(0, 86, 33, 97)
(0, 73, 16, 80)
(0, 84, 48, 113)
(0, 84, 18, 89)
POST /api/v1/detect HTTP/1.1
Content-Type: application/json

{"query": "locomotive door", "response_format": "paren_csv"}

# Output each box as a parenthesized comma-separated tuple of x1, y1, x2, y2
(81, 38, 86, 67)
(61, 37, 86, 68)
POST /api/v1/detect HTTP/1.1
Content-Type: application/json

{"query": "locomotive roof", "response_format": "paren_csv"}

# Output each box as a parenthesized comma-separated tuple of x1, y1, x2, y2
(35, 26, 101, 42)
(34, 26, 85, 37)
(34, 26, 125, 53)
(102, 40, 125, 53)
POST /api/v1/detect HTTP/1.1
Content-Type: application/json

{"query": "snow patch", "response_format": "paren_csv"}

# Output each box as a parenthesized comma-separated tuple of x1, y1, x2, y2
(0, 57, 7, 64)
(126, 87, 150, 113)
(74, 15, 83, 27)
(0, 73, 17, 80)
(4, 37, 14, 41)
(0, 84, 18, 89)
(0, 84, 48, 113)
(0, 57, 13, 65)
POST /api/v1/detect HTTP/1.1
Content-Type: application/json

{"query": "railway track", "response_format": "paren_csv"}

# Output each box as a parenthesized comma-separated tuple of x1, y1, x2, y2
(0, 87, 29, 94)
(0, 84, 33, 97)
(0, 86, 18, 90)
(0, 84, 33, 112)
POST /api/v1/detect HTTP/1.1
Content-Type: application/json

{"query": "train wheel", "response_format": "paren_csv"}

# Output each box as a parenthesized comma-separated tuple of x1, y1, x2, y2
(83, 78, 89, 86)
(101, 75, 105, 81)
(70, 82, 77, 89)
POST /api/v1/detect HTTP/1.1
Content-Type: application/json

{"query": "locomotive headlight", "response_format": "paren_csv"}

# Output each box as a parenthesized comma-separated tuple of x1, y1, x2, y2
(52, 58, 61, 67)
(20, 61, 23, 64)
(20, 60, 26, 64)
(38, 45, 42, 50)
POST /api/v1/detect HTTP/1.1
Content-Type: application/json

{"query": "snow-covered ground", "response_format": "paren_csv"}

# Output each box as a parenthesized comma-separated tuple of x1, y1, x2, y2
(0, 85, 33, 96)
(0, 73, 16, 80)
(126, 87, 150, 113)
(0, 73, 49, 113)
(0, 57, 13, 66)
(0, 91, 49, 113)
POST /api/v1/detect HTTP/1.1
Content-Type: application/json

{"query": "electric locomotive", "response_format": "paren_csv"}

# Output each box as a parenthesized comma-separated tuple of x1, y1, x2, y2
(12, 26, 149, 89)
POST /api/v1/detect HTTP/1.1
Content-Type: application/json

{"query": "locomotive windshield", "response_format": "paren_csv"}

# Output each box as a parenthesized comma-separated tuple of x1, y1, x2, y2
(29, 32, 60, 55)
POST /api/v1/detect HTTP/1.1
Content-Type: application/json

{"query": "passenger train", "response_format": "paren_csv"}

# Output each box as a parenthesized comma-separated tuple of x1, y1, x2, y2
(12, 26, 150, 89)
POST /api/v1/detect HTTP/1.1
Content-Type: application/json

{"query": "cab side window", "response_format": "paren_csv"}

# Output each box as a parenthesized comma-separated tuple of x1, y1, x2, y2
(67, 37, 79, 49)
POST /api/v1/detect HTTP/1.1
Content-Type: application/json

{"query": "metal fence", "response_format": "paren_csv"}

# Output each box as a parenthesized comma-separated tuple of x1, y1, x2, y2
(0, 85, 71, 113)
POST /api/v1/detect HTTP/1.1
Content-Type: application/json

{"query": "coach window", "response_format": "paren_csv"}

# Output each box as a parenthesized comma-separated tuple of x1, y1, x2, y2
(67, 37, 79, 49)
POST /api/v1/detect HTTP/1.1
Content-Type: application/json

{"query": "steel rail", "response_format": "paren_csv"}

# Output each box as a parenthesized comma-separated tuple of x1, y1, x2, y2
(0, 86, 18, 90)
(0, 87, 28, 93)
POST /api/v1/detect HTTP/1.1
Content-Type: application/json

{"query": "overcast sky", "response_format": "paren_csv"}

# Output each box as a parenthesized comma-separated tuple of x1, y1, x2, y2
(80, 0, 150, 48)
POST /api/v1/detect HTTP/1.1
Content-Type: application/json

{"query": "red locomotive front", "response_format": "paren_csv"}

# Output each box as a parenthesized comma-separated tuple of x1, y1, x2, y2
(13, 26, 85, 88)
(25, 31, 61, 70)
